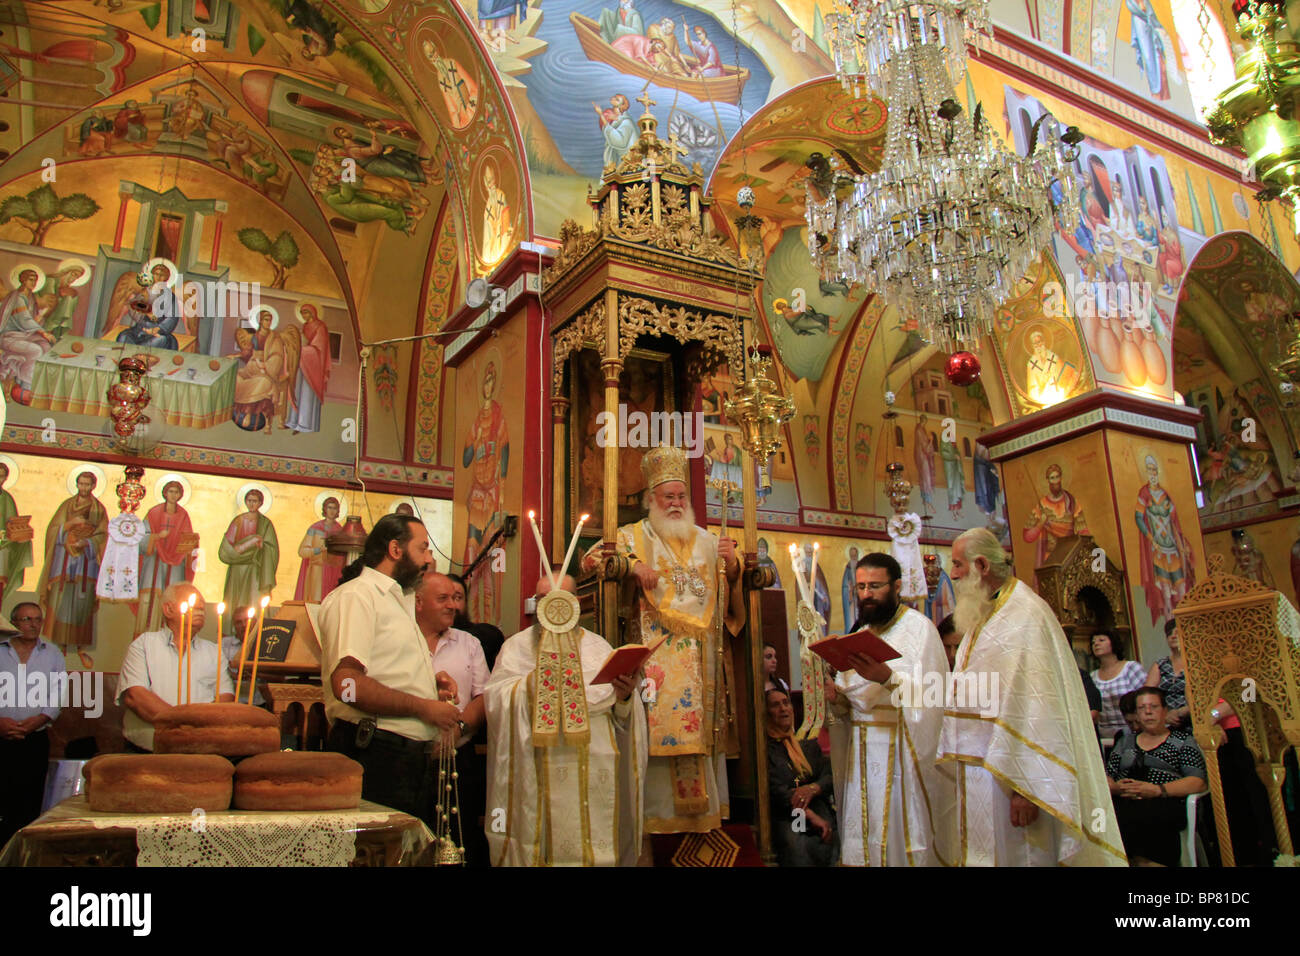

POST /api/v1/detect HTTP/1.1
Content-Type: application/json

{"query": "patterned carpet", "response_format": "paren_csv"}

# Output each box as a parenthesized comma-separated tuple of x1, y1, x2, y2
(650, 824, 764, 867)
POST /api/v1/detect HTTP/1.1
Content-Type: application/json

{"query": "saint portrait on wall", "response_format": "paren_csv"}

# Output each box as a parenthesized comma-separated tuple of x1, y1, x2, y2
(462, 347, 508, 623)
(1009, 322, 1083, 410)
(38, 465, 108, 646)
(1133, 453, 1196, 626)
(0, 455, 34, 606)
(295, 492, 344, 603)
(134, 474, 198, 635)
(218, 483, 279, 631)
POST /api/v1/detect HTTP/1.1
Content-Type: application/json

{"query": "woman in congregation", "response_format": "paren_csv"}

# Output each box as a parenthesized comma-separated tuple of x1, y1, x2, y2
(1090, 630, 1147, 749)
(765, 688, 836, 866)
(1106, 686, 1207, 866)
(763, 641, 789, 695)
(1145, 618, 1191, 730)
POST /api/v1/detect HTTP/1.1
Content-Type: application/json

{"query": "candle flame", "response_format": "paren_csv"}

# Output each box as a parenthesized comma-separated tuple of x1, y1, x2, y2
(579, 514, 589, 522)
(216, 602, 225, 616)
(260, 595, 270, 608)
(788, 543, 798, 555)
(813, 542, 820, 551)
(188, 593, 197, 608)
(246, 607, 255, 619)
(528, 510, 535, 519)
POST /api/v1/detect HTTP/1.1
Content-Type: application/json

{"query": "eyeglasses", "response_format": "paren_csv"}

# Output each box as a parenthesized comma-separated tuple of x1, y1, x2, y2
(856, 582, 891, 593)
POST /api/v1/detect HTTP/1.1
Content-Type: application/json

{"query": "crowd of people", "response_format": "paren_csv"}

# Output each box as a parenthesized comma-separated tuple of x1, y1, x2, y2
(0, 479, 1285, 867)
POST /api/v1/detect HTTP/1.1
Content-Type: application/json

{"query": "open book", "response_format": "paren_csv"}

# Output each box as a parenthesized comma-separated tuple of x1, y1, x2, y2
(808, 627, 900, 673)
(590, 633, 669, 685)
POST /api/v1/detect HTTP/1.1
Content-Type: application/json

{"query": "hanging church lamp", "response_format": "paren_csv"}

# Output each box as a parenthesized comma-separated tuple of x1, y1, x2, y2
(807, 0, 1082, 351)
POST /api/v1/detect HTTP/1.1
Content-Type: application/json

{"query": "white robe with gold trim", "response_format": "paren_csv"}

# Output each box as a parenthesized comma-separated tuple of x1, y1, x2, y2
(829, 606, 952, 866)
(485, 626, 647, 866)
(937, 578, 1127, 866)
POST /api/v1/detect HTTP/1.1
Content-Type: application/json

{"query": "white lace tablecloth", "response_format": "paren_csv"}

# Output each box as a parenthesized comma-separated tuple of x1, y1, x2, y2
(6, 796, 431, 867)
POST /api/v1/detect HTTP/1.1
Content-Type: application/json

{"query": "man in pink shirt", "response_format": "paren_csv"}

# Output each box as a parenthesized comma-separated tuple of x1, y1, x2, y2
(415, 571, 490, 865)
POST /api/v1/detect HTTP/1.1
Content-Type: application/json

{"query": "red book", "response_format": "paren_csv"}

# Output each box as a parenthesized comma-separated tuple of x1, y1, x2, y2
(591, 634, 669, 685)
(809, 628, 900, 673)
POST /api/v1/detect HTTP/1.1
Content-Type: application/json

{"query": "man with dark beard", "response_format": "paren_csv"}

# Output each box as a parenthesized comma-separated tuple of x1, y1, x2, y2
(320, 514, 460, 826)
(581, 445, 745, 835)
(938, 527, 1126, 866)
(825, 552, 950, 865)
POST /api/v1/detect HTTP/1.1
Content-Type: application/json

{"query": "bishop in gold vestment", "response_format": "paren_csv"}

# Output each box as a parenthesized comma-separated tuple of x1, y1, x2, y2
(587, 446, 745, 834)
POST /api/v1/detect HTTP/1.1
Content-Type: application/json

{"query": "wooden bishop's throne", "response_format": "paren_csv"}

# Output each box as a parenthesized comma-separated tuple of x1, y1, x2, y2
(540, 93, 781, 857)
(1174, 554, 1300, 864)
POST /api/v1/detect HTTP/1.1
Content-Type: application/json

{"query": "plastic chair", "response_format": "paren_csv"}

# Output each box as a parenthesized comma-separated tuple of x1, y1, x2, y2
(1180, 791, 1206, 867)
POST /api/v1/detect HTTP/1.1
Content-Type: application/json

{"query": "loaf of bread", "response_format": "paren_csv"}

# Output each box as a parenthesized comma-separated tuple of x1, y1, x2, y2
(154, 702, 280, 756)
(83, 754, 234, 813)
(233, 751, 363, 811)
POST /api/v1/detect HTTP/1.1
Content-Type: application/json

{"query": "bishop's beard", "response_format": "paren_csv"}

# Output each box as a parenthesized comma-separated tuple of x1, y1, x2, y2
(647, 499, 697, 547)
(952, 573, 995, 640)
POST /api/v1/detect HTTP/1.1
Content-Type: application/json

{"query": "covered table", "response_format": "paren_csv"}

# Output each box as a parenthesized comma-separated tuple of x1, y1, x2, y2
(0, 796, 435, 867)
(30, 336, 236, 429)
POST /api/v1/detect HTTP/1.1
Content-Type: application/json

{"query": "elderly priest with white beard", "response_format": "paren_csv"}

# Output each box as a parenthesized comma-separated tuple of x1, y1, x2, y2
(939, 527, 1126, 866)
(584, 445, 745, 835)
(485, 575, 647, 866)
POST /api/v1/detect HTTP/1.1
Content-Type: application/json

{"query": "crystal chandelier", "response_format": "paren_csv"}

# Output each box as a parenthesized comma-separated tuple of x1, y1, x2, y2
(809, 0, 1081, 352)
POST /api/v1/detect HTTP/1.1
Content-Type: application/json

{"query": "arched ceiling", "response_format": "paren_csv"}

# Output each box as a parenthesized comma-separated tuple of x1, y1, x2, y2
(0, 0, 531, 351)
(1175, 231, 1300, 500)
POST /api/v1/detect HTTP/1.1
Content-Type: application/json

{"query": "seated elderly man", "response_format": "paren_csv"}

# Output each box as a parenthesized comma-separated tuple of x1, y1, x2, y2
(118, 584, 235, 752)
(766, 687, 836, 866)
(1106, 686, 1207, 866)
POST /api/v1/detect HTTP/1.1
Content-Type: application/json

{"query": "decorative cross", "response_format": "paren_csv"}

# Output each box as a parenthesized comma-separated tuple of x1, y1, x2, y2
(666, 132, 688, 168)
(636, 89, 657, 115)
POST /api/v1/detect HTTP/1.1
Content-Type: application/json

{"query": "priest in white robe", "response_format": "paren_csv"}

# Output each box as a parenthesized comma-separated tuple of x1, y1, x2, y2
(939, 528, 1127, 866)
(583, 445, 745, 834)
(485, 574, 647, 866)
(827, 552, 952, 866)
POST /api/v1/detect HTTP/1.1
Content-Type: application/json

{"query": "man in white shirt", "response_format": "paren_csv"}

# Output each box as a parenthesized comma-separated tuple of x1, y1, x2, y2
(415, 570, 490, 863)
(1, 603, 65, 843)
(320, 514, 460, 825)
(118, 584, 234, 752)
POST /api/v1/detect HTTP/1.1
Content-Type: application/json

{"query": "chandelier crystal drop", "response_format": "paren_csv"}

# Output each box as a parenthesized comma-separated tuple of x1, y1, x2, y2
(827, 0, 991, 98)
(810, 0, 1080, 353)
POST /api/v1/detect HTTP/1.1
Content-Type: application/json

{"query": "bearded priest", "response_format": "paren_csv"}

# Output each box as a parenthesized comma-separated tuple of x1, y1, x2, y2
(939, 528, 1127, 866)
(826, 552, 952, 866)
(583, 445, 745, 834)
(484, 574, 647, 866)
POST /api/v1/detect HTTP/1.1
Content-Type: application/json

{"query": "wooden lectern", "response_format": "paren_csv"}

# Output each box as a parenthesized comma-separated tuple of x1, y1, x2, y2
(251, 601, 328, 749)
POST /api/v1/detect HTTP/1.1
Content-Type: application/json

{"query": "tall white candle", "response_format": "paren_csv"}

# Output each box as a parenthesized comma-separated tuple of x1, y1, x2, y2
(557, 514, 588, 582)
(810, 542, 820, 598)
(527, 510, 556, 587)
(788, 544, 811, 606)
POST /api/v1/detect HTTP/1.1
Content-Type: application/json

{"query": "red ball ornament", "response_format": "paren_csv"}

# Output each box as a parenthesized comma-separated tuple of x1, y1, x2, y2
(945, 351, 981, 386)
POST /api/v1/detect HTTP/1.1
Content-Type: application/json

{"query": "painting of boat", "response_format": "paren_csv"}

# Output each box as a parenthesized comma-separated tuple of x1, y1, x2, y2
(569, 12, 749, 105)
